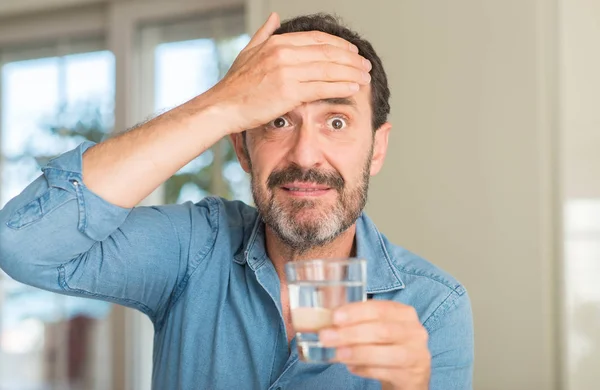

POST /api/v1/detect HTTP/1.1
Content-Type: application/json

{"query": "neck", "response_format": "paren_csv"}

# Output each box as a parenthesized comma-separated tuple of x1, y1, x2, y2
(266, 224, 358, 280)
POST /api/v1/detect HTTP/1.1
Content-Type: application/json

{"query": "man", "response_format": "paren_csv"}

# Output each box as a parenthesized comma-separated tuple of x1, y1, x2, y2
(0, 12, 473, 390)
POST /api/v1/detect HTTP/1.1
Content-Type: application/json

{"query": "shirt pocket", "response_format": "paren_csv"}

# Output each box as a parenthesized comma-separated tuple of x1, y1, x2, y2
(6, 187, 75, 230)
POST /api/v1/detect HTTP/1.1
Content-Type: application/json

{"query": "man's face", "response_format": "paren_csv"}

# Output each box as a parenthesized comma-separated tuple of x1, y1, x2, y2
(232, 85, 390, 252)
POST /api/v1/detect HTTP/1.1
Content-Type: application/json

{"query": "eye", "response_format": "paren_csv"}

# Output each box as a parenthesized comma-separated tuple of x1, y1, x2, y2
(326, 116, 348, 131)
(267, 116, 291, 129)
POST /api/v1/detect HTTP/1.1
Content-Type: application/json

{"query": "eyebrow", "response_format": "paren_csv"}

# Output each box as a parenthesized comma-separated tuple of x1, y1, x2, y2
(315, 97, 357, 108)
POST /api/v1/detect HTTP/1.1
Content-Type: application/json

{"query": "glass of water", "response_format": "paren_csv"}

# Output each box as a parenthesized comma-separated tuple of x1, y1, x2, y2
(285, 258, 367, 363)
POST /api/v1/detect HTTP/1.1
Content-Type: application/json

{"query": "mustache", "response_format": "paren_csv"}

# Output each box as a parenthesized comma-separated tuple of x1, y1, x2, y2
(267, 164, 345, 191)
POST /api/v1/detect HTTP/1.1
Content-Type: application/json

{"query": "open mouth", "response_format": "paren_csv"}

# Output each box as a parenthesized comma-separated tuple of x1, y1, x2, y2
(280, 182, 332, 196)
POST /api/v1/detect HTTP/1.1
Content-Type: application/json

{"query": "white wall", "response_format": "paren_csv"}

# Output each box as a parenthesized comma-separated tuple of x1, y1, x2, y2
(561, 0, 600, 199)
(560, 1, 600, 390)
(251, 1, 560, 389)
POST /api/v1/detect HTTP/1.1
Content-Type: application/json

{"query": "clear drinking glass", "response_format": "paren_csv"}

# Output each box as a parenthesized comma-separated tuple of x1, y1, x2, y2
(285, 258, 367, 363)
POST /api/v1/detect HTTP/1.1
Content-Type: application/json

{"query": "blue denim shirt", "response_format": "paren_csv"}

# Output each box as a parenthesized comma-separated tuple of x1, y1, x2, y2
(0, 142, 473, 390)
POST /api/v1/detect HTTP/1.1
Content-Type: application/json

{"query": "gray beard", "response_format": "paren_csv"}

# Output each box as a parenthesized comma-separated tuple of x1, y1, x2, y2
(251, 161, 371, 254)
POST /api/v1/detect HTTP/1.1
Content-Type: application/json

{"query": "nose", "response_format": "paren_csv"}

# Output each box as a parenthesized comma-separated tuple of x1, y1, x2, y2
(285, 122, 324, 170)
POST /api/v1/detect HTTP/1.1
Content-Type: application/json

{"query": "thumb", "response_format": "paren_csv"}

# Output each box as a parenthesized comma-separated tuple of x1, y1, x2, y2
(246, 12, 281, 50)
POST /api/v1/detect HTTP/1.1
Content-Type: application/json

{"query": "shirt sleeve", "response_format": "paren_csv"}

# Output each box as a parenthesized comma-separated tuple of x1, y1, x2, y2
(424, 287, 475, 390)
(0, 141, 217, 325)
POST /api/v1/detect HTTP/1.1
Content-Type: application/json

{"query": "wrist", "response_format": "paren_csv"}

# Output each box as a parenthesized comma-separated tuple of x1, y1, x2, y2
(191, 88, 248, 136)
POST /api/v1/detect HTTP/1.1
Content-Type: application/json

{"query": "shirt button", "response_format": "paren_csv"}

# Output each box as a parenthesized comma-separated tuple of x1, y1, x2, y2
(69, 179, 79, 186)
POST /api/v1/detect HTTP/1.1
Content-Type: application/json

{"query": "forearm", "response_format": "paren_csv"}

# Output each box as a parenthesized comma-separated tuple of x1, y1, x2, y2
(82, 93, 232, 208)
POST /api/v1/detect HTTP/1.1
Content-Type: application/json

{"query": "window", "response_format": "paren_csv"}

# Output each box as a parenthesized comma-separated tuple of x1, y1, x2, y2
(137, 9, 251, 205)
(564, 200, 600, 390)
(0, 41, 115, 390)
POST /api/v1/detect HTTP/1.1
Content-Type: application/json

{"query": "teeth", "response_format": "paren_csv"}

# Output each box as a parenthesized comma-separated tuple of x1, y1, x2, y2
(288, 188, 323, 192)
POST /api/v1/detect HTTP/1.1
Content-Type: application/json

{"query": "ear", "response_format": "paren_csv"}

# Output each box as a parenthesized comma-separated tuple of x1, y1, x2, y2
(370, 122, 391, 176)
(230, 132, 251, 173)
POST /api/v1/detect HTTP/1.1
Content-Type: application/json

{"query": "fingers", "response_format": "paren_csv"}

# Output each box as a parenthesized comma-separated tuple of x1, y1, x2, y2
(332, 301, 419, 326)
(333, 344, 418, 367)
(277, 44, 371, 71)
(274, 30, 359, 53)
(246, 12, 281, 50)
(319, 321, 427, 347)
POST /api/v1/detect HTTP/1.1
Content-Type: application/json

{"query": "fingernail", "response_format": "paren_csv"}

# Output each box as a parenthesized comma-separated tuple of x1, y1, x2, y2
(320, 329, 339, 344)
(349, 83, 360, 92)
(336, 347, 352, 360)
(362, 72, 371, 83)
(363, 58, 372, 71)
(350, 44, 359, 53)
(334, 310, 348, 324)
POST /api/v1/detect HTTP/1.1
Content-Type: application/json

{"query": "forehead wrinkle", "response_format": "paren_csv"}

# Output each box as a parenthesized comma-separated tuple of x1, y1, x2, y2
(314, 97, 357, 108)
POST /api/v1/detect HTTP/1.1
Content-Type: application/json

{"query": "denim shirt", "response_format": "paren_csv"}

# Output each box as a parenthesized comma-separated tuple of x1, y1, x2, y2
(0, 142, 474, 390)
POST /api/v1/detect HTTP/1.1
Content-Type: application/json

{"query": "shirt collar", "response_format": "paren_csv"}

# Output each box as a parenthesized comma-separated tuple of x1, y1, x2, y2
(233, 212, 405, 294)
